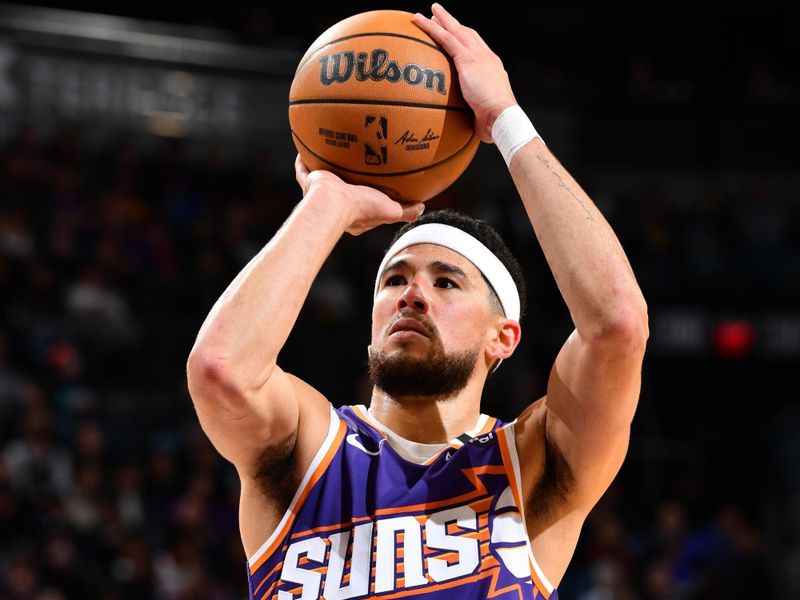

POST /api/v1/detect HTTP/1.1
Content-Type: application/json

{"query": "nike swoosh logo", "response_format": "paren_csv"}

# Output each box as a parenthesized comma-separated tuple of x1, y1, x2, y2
(346, 433, 384, 456)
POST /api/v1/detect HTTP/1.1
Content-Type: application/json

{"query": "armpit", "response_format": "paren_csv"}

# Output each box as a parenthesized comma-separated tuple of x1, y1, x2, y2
(525, 434, 575, 519)
(252, 431, 298, 511)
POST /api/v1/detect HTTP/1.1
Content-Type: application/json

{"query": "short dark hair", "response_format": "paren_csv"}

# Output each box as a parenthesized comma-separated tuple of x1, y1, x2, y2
(388, 209, 527, 321)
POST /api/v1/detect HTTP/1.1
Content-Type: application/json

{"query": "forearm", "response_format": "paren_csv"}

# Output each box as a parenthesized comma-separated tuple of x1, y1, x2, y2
(509, 139, 646, 339)
(190, 191, 351, 387)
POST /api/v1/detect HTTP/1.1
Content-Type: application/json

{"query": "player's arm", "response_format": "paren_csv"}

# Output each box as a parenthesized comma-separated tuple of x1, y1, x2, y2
(415, 2, 648, 584)
(505, 135, 648, 582)
(186, 158, 424, 477)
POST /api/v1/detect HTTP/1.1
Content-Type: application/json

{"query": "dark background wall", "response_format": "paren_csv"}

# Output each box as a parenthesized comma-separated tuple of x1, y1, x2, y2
(0, 1, 798, 598)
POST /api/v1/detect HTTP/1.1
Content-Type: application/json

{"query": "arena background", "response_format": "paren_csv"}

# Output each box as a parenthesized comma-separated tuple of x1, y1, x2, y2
(0, 1, 797, 598)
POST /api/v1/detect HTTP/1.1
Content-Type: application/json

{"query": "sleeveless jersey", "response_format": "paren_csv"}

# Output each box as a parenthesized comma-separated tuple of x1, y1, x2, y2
(246, 404, 558, 600)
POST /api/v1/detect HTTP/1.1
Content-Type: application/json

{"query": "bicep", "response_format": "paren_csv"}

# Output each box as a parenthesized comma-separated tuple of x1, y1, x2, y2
(544, 327, 645, 509)
(511, 328, 645, 587)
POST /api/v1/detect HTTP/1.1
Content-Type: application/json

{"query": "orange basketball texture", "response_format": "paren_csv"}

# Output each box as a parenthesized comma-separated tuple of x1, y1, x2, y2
(289, 10, 479, 203)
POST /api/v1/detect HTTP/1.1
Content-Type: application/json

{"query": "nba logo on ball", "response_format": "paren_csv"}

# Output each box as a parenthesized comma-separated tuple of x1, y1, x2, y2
(289, 10, 479, 202)
(364, 115, 388, 165)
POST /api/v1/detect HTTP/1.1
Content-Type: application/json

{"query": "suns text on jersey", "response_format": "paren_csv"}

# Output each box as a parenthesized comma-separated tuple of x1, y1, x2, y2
(276, 504, 489, 599)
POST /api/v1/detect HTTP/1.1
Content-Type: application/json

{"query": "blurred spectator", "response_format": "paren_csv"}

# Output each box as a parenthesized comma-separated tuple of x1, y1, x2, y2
(63, 461, 105, 535)
(2, 552, 41, 600)
(64, 267, 137, 347)
(0, 331, 34, 431)
(3, 400, 72, 503)
(114, 463, 146, 531)
(0, 113, 797, 598)
(153, 533, 208, 599)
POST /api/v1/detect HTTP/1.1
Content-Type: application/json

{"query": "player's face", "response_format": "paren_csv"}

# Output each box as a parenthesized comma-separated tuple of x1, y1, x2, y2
(369, 244, 496, 392)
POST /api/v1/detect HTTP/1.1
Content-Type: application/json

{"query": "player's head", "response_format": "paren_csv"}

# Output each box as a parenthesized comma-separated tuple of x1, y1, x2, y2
(369, 209, 526, 400)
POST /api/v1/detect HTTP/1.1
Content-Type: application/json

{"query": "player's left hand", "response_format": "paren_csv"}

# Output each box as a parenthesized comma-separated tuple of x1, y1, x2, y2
(414, 3, 517, 143)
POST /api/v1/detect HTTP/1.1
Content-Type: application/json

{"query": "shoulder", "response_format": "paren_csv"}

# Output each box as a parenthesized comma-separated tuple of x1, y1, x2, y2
(509, 396, 548, 470)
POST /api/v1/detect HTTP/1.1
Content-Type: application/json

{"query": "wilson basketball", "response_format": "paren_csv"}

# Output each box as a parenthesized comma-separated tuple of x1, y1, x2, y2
(289, 10, 479, 203)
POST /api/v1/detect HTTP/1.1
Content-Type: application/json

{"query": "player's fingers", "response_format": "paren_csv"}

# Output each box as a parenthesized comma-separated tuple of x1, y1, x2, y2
(432, 13, 486, 53)
(294, 154, 309, 190)
(430, 3, 475, 47)
(413, 12, 465, 58)
(431, 3, 460, 27)
(398, 202, 426, 223)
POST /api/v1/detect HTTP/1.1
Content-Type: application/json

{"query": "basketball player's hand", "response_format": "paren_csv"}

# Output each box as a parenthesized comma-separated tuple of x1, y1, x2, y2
(295, 155, 424, 236)
(413, 4, 516, 143)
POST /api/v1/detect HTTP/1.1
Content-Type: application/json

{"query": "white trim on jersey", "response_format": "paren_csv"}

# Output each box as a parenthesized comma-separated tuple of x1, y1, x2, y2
(358, 405, 491, 465)
(247, 405, 341, 567)
(504, 421, 556, 595)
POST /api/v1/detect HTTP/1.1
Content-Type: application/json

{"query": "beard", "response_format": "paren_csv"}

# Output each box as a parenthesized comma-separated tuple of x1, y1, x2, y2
(367, 341, 481, 401)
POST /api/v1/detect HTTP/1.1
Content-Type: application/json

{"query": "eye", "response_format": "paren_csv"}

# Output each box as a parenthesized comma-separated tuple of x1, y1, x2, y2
(435, 277, 458, 289)
(385, 274, 406, 287)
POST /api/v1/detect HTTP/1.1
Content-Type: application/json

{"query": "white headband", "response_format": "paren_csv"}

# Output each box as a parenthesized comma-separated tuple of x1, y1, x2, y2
(374, 223, 521, 322)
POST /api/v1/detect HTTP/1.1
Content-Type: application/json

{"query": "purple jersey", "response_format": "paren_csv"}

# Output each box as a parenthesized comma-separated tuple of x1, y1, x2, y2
(246, 405, 557, 600)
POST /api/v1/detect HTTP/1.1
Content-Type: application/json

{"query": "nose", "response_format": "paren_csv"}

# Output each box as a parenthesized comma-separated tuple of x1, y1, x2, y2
(396, 282, 429, 313)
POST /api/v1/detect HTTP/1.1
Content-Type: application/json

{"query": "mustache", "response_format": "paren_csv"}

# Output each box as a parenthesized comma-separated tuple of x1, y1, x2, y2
(385, 311, 437, 338)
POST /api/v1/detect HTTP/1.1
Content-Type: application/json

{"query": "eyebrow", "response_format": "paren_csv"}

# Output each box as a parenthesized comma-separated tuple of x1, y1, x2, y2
(430, 261, 468, 280)
(382, 258, 410, 277)
(381, 258, 469, 281)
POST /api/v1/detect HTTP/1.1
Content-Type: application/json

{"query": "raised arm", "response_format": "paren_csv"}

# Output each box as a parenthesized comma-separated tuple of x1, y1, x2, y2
(415, 3, 648, 585)
(186, 160, 423, 476)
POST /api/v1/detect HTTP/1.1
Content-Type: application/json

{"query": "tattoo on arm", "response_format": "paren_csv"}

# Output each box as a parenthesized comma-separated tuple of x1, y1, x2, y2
(535, 154, 595, 222)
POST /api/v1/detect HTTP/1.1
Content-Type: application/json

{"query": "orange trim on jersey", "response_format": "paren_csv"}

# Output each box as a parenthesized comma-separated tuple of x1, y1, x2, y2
(288, 503, 493, 548)
(261, 497, 498, 595)
(264, 566, 525, 600)
(253, 423, 548, 599)
(485, 563, 527, 600)
(478, 416, 498, 435)
(528, 552, 551, 596)
(271, 466, 502, 537)
(368, 562, 532, 600)
(495, 426, 551, 599)
(374, 566, 499, 599)
(375, 465, 505, 516)
(482, 554, 500, 569)
(352, 405, 387, 437)
(495, 428, 524, 515)
(248, 419, 347, 576)
(285, 585, 302, 596)
(253, 562, 280, 599)
(290, 514, 374, 539)
(257, 577, 278, 600)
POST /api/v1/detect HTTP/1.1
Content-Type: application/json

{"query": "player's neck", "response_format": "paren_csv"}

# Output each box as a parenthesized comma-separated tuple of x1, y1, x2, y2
(367, 381, 484, 444)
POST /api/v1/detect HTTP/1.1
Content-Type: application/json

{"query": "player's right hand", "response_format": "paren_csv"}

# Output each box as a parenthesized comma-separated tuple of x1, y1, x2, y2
(294, 155, 424, 236)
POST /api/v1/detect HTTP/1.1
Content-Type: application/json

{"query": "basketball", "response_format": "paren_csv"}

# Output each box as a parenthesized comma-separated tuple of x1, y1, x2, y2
(289, 10, 479, 203)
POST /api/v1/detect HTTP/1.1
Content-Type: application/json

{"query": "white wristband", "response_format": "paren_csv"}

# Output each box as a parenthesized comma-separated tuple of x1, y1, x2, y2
(492, 105, 541, 167)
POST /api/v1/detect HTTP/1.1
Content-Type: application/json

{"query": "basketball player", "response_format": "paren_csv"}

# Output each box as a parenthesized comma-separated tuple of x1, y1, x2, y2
(187, 4, 648, 599)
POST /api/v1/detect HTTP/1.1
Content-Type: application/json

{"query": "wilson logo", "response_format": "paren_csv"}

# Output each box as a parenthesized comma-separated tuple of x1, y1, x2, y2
(319, 49, 447, 95)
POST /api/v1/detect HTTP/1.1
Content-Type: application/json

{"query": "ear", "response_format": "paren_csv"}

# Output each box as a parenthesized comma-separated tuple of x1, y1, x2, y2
(485, 318, 522, 365)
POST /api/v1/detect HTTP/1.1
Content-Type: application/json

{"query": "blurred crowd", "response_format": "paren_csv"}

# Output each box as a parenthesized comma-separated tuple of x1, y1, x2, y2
(0, 118, 797, 600)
